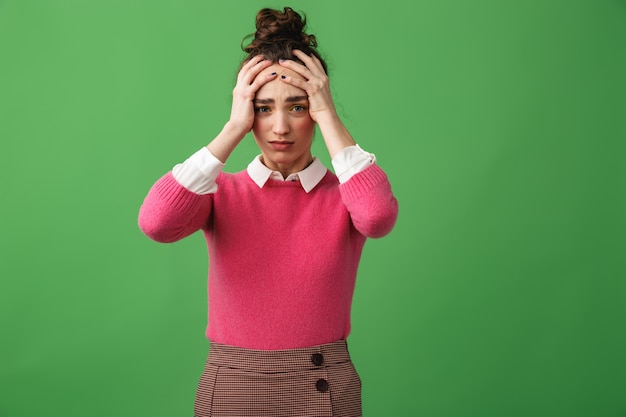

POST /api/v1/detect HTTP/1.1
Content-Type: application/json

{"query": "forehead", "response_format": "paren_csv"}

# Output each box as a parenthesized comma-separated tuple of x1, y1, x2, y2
(256, 64, 307, 100)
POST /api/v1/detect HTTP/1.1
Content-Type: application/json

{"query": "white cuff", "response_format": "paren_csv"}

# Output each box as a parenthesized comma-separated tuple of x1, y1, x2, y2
(331, 144, 376, 184)
(171, 147, 225, 194)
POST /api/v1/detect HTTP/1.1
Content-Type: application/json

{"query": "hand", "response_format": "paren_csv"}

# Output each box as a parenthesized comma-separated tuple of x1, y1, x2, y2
(278, 50, 337, 123)
(278, 50, 355, 157)
(228, 56, 277, 136)
(207, 56, 277, 163)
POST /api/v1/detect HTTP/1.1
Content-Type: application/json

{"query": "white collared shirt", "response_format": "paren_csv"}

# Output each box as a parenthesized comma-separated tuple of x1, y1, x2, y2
(246, 155, 327, 193)
(172, 145, 376, 194)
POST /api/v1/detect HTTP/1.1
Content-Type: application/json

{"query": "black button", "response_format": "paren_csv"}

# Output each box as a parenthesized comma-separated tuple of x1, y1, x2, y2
(316, 379, 329, 392)
(311, 353, 324, 366)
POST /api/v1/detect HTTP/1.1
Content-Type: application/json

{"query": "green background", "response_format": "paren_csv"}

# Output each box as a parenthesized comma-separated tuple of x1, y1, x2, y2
(1, 0, 625, 416)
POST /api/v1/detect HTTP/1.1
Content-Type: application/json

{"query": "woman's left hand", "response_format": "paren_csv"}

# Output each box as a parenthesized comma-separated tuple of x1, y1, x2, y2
(278, 50, 337, 123)
(279, 49, 356, 158)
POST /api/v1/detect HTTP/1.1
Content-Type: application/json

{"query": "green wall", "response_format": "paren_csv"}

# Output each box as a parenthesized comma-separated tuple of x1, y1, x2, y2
(1, 0, 625, 416)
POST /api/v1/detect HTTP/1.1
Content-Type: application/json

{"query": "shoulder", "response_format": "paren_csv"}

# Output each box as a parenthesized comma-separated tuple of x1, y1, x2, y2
(214, 170, 259, 195)
(216, 169, 250, 184)
(317, 169, 340, 189)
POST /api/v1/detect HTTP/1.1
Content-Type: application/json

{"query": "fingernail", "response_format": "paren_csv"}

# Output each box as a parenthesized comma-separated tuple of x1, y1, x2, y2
(279, 59, 285, 63)
(270, 72, 277, 76)
(281, 75, 286, 79)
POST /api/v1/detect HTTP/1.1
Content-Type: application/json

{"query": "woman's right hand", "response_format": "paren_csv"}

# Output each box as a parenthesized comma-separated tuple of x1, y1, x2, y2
(207, 56, 276, 163)
(228, 56, 277, 137)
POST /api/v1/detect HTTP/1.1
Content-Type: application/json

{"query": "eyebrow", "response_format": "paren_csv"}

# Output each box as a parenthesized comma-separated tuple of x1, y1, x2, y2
(253, 96, 309, 104)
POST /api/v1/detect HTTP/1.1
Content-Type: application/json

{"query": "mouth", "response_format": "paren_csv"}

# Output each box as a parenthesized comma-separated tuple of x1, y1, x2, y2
(269, 141, 294, 151)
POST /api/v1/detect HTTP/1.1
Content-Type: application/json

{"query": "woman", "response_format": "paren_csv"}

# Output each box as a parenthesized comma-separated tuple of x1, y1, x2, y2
(138, 7, 398, 417)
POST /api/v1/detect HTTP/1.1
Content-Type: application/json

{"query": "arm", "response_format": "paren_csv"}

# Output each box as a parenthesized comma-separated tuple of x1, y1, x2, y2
(279, 51, 398, 236)
(138, 56, 278, 242)
(339, 164, 399, 238)
(138, 173, 214, 243)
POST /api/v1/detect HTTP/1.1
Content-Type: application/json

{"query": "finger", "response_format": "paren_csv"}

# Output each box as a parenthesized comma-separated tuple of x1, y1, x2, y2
(278, 58, 313, 80)
(292, 49, 324, 76)
(239, 56, 272, 84)
(251, 70, 278, 90)
(278, 73, 308, 91)
(243, 55, 265, 68)
(238, 55, 264, 77)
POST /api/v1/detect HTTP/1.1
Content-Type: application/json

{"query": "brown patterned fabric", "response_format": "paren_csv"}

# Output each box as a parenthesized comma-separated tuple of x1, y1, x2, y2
(194, 340, 362, 417)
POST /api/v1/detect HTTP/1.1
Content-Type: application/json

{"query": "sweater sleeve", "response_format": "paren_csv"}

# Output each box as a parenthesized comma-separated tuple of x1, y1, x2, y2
(338, 164, 399, 238)
(138, 172, 214, 243)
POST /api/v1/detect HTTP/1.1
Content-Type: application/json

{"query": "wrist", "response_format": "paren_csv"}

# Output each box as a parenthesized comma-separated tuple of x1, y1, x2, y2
(222, 120, 250, 142)
(316, 116, 356, 159)
(206, 122, 249, 163)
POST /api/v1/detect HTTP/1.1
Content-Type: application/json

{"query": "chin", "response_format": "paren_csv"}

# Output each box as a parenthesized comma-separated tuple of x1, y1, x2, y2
(267, 153, 297, 164)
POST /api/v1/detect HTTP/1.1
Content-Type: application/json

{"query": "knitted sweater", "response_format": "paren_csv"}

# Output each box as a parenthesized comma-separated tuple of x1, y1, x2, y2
(138, 163, 398, 349)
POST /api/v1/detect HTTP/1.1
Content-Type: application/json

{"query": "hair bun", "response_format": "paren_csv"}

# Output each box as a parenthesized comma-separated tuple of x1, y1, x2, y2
(253, 7, 316, 48)
(242, 7, 327, 74)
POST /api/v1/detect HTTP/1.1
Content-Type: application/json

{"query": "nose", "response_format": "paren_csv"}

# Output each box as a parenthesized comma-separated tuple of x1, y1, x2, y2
(272, 111, 289, 136)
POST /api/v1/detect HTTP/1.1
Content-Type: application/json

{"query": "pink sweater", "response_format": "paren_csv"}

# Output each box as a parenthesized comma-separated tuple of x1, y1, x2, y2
(138, 164, 398, 350)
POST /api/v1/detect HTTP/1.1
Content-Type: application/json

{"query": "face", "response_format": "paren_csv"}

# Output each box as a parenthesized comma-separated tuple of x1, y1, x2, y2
(252, 64, 316, 177)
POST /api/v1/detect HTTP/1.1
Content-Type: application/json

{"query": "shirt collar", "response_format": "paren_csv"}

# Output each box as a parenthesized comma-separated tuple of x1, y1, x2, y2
(247, 155, 328, 193)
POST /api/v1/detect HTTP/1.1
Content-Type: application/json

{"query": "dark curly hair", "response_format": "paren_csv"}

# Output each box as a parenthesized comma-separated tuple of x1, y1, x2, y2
(241, 7, 328, 74)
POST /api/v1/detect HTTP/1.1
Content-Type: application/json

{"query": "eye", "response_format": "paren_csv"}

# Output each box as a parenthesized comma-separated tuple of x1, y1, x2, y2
(255, 106, 271, 113)
(291, 105, 307, 112)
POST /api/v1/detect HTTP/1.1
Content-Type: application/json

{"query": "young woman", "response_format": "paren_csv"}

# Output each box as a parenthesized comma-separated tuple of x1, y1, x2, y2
(138, 7, 398, 417)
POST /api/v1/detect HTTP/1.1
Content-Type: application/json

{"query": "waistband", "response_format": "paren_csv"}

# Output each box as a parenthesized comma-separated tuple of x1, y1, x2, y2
(207, 340, 352, 373)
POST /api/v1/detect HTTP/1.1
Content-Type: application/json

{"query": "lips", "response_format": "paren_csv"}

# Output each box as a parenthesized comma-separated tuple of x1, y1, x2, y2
(269, 141, 294, 151)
